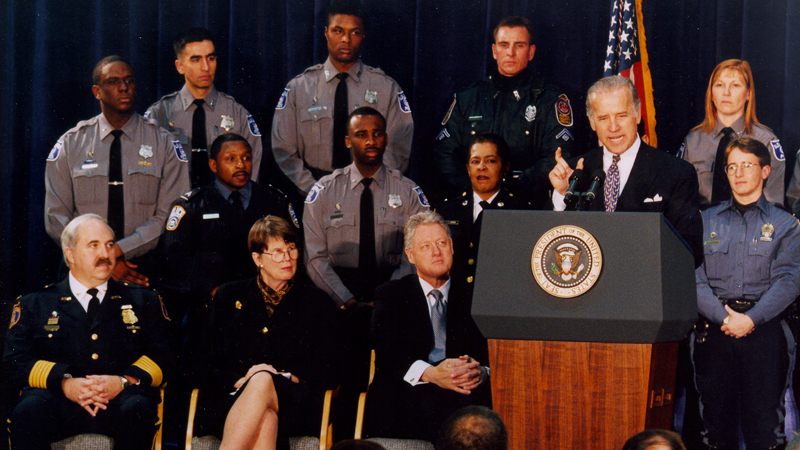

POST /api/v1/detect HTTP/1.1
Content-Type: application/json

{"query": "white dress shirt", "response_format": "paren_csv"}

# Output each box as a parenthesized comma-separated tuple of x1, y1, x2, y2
(68, 272, 108, 313)
(403, 277, 451, 386)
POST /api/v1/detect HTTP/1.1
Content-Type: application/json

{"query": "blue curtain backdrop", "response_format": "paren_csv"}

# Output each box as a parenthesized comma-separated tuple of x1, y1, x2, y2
(1, 0, 799, 308)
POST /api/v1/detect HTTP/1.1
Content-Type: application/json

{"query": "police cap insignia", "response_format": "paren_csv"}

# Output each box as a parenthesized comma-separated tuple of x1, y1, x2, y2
(276, 89, 290, 110)
(173, 140, 188, 162)
(47, 141, 63, 161)
(398, 91, 412, 113)
(413, 186, 430, 207)
(166, 205, 186, 231)
(247, 115, 262, 136)
(555, 94, 573, 127)
(771, 139, 785, 161)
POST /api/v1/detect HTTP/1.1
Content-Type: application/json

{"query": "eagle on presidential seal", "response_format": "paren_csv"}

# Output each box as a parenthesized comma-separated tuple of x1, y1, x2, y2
(551, 243, 585, 281)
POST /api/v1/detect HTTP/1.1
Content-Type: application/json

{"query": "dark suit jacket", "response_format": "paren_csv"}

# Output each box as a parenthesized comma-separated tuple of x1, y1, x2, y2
(367, 274, 489, 439)
(571, 144, 703, 266)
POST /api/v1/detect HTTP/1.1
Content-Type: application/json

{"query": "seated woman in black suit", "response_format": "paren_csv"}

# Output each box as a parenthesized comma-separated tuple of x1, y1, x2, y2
(200, 215, 337, 450)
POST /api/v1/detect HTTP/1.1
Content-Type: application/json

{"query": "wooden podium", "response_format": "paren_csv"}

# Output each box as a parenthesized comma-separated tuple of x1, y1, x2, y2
(472, 211, 696, 449)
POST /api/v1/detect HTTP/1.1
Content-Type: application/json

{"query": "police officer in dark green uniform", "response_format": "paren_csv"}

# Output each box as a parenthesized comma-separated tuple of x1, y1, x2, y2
(433, 16, 575, 209)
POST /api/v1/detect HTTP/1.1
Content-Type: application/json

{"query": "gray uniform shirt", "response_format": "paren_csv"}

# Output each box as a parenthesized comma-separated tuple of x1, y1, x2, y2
(45, 113, 190, 259)
(145, 85, 263, 181)
(272, 58, 413, 194)
(681, 116, 784, 206)
(303, 164, 429, 306)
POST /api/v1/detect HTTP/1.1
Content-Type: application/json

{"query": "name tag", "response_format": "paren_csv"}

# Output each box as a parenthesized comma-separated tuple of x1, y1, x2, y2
(203, 213, 220, 220)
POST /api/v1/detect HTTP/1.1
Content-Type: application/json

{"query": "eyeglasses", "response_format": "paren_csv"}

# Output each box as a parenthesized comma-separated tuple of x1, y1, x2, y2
(724, 162, 759, 175)
(261, 247, 299, 262)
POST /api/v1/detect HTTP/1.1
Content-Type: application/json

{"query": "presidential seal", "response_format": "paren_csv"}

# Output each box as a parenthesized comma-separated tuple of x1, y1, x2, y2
(531, 225, 602, 298)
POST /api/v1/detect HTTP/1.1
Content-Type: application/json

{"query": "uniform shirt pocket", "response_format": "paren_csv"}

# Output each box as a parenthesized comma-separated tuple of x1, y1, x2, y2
(299, 107, 333, 164)
(377, 210, 407, 258)
(73, 166, 108, 207)
(747, 238, 774, 284)
(127, 165, 162, 206)
(703, 238, 731, 281)
(324, 213, 356, 255)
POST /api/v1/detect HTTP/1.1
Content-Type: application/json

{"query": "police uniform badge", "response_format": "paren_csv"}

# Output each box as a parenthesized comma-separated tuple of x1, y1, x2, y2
(122, 305, 140, 331)
(139, 145, 153, 160)
(247, 115, 262, 136)
(365, 90, 378, 104)
(46, 141, 63, 161)
(288, 204, 300, 228)
(442, 96, 456, 125)
(413, 186, 430, 207)
(166, 205, 186, 231)
(531, 225, 603, 298)
(761, 223, 774, 242)
(525, 105, 537, 122)
(555, 94, 573, 127)
(9, 302, 20, 329)
(388, 194, 403, 209)
(220, 115, 235, 132)
(275, 89, 290, 110)
(398, 91, 412, 113)
(771, 140, 785, 161)
(173, 140, 188, 162)
(305, 183, 324, 204)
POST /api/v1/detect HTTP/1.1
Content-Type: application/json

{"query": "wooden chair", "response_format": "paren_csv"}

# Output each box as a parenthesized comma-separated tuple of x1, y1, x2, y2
(50, 386, 166, 450)
(184, 387, 335, 450)
(353, 351, 434, 450)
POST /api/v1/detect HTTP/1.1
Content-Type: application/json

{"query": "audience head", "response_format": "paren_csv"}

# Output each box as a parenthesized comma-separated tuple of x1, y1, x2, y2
(92, 56, 136, 115)
(492, 16, 535, 77)
(249, 216, 300, 290)
(436, 406, 508, 450)
(621, 429, 686, 450)
(209, 133, 253, 190)
(325, 0, 365, 67)
(700, 59, 759, 133)
(586, 75, 641, 155)
(404, 211, 454, 286)
(61, 214, 116, 288)
(347, 107, 387, 174)
(724, 137, 771, 203)
(172, 27, 217, 92)
(466, 133, 510, 198)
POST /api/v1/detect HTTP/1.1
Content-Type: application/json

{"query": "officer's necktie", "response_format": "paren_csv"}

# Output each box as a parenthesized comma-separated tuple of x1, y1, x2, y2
(358, 178, 376, 272)
(191, 99, 211, 188)
(332, 73, 350, 169)
(229, 190, 245, 221)
(108, 130, 125, 239)
(86, 288, 100, 323)
(475, 200, 492, 229)
(428, 289, 446, 363)
(711, 127, 736, 203)
(604, 155, 621, 212)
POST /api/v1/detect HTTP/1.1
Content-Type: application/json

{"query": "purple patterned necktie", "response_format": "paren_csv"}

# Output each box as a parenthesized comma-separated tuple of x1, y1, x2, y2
(604, 155, 621, 212)
(428, 289, 446, 363)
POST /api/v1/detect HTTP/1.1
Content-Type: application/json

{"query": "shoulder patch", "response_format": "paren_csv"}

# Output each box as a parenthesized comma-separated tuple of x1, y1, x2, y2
(676, 142, 685, 159)
(305, 183, 324, 204)
(172, 140, 188, 162)
(276, 89, 290, 110)
(46, 141, 63, 161)
(9, 302, 20, 329)
(143, 110, 153, 119)
(398, 91, 412, 114)
(166, 205, 186, 231)
(413, 186, 430, 208)
(288, 204, 300, 228)
(555, 129, 573, 142)
(555, 94, 573, 127)
(159, 296, 171, 321)
(442, 96, 456, 125)
(771, 139, 785, 161)
(247, 115, 262, 136)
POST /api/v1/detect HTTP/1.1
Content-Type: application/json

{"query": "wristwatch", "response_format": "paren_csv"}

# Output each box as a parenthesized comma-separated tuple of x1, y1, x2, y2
(119, 376, 129, 390)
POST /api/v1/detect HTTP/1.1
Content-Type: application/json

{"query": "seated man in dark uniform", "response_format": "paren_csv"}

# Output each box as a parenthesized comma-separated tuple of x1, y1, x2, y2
(4, 214, 173, 450)
(368, 211, 490, 442)
(436, 133, 530, 303)
(156, 132, 299, 318)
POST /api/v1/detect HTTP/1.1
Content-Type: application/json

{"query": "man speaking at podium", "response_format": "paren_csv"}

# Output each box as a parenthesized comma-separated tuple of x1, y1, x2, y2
(548, 75, 703, 266)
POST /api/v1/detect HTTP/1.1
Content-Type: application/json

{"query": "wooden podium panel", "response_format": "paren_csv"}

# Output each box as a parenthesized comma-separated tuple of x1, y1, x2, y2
(489, 339, 678, 450)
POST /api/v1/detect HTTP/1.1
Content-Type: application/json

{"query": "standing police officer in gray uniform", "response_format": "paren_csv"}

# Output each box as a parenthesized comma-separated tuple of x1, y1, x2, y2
(146, 27, 264, 188)
(693, 138, 800, 450)
(272, 0, 413, 197)
(433, 16, 575, 208)
(45, 56, 190, 287)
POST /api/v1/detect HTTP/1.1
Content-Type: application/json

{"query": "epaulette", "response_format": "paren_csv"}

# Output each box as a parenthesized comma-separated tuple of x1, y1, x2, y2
(179, 187, 203, 202)
(62, 116, 101, 136)
(152, 90, 180, 104)
(772, 202, 791, 213)
(363, 64, 386, 75)
(299, 64, 325, 76)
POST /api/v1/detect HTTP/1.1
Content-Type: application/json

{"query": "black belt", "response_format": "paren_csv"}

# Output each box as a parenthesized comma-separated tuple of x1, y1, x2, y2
(721, 298, 758, 313)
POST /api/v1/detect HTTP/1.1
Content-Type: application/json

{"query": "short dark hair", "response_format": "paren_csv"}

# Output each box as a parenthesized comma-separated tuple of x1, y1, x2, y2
(493, 16, 534, 44)
(173, 27, 216, 58)
(248, 216, 298, 254)
(92, 55, 133, 85)
(210, 133, 251, 161)
(436, 406, 508, 450)
(622, 429, 686, 450)
(347, 106, 386, 133)
(466, 133, 511, 167)
(725, 137, 771, 168)
(326, 0, 365, 27)
(330, 439, 387, 450)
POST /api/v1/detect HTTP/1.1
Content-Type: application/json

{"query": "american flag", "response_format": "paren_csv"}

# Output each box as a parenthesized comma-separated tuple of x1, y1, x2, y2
(604, 0, 657, 146)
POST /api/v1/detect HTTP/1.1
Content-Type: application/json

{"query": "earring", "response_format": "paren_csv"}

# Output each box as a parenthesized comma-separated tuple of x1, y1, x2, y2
(259, 264, 263, 268)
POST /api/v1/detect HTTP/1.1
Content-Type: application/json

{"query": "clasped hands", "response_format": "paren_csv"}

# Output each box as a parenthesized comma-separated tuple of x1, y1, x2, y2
(62, 375, 129, 416)
(421, 355, 487, 395)
(721, 305, 755, 338)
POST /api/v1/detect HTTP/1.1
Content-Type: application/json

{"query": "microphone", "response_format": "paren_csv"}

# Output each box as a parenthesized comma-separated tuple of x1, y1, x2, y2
(583, 169, 606, 205)
(563, 168, 584, 207)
